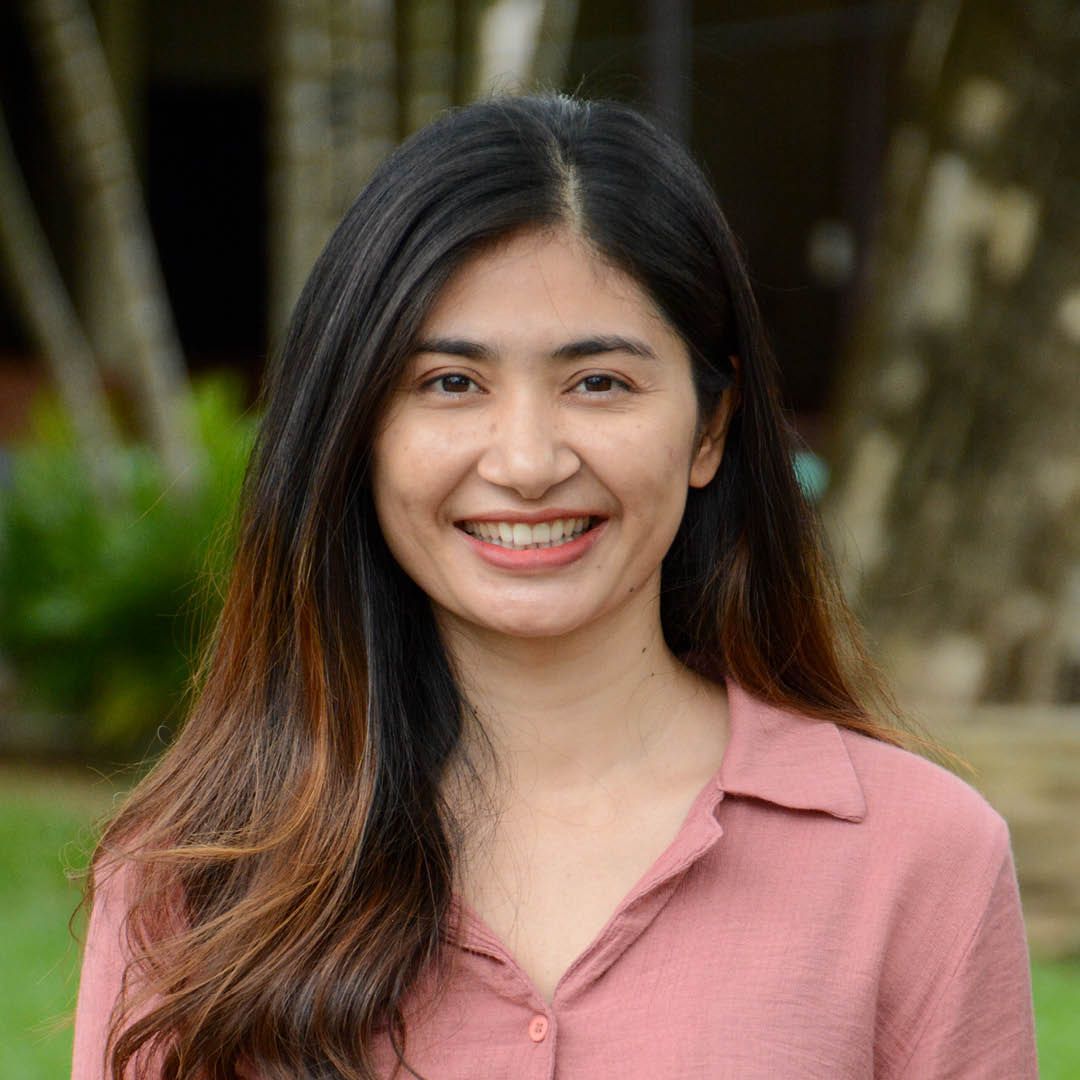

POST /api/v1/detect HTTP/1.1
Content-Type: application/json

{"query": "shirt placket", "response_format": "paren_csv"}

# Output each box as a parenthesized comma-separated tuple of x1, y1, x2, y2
(447, 783, 727, 1076)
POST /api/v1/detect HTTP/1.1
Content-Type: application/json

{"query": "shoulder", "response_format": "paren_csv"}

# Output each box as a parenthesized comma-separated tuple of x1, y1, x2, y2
(839, 723, 1007, 839)
(828, 729, 1035, 1077)
(74, 853, 176, 1079)
(73, 858, 138, 1079)
(835, 723, 1011, 909)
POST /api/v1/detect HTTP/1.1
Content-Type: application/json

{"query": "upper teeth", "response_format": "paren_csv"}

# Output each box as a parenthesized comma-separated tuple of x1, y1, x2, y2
(461, 517, 592, 547)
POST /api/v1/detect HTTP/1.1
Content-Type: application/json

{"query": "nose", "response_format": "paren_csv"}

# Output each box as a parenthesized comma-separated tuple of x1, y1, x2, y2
(475, 390, 581, 500)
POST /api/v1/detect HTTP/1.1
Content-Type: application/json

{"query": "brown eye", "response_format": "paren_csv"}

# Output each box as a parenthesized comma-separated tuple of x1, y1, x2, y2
(574, 374, 631, 394)
(583, 375, 614, 392)
(424, 373, 477, 394)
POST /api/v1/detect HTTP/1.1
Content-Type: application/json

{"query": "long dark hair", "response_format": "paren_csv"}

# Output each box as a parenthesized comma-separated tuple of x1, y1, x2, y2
(92, 92, 949, 1079)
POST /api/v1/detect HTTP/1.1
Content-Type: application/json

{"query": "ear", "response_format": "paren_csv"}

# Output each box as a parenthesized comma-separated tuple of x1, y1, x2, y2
(689, 355, 740, 489)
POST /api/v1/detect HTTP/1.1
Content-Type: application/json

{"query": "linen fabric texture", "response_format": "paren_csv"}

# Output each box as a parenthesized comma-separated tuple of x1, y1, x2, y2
(72, 680, 1039, 1079)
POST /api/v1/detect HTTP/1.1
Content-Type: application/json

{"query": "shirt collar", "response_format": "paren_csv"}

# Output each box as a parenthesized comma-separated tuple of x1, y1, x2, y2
(718, 679, 868, 823)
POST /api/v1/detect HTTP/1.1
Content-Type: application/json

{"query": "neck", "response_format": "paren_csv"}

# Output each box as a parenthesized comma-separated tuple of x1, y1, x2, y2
(436, 583, 728, 803)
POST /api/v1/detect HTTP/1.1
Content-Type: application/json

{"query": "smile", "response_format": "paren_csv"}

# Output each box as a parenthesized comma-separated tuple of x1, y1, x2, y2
(457, 516, 598, 550)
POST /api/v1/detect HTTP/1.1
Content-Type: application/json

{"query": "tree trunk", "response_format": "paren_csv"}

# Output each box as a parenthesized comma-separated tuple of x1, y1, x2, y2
(472, 0, 578, 97)
(22, 0, 201, 495)
(75, 0, 145, 373)
(403, 0, 454, 133)
(528, 0, 579, 91)
(645, 0, 691, 145)
(0, 104, 123, 503)
(473, 0, 542, 95)
(268, 0, 335, 339)
(823, 0, 1080, 705)
(329, 0, 398, 214)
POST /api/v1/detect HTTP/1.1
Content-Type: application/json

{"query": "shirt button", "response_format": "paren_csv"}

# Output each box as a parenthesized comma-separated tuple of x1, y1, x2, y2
(528, 1014, 549, 1042)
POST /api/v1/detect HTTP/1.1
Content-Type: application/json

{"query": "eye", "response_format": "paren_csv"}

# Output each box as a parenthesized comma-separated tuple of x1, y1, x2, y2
(572, 374, 632, 394)
(422, 373, 480, 395)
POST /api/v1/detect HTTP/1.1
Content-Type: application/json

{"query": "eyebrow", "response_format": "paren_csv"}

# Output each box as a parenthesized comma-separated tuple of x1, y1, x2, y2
(410, 334, 660, 363)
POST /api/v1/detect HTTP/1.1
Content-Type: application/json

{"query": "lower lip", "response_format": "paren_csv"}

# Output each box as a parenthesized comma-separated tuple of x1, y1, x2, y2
(457, 520, 608, 570)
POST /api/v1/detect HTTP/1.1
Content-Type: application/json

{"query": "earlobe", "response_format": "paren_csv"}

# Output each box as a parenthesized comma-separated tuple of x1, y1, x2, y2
(689, 355, 740, 489)
(688, 423, 726, 488)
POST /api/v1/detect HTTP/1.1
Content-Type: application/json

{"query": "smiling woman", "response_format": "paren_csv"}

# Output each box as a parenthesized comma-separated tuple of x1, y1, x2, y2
(371, 227, 729, 636)
(71, 94, 1037, 1079)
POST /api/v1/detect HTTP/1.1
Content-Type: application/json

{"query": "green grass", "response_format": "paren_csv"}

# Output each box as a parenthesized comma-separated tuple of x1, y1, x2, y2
(1033, 957, 1080, 1079)
(0, 764, 119, 1079)
(1, 766, 1077, 1078)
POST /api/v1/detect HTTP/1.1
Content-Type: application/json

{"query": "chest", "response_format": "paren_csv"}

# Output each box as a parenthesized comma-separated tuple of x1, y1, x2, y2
(456, 795, 697, 1004)
(391, 808, 884, 1080)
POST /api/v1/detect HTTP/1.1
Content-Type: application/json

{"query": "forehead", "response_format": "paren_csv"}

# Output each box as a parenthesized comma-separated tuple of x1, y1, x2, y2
(419, 227, 674, 342)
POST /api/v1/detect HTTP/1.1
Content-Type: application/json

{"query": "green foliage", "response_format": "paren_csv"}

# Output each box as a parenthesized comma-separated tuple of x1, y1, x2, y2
(0, 374, 257, 755)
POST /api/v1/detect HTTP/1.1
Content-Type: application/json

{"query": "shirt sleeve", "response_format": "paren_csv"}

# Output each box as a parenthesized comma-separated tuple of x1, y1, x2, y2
(896, 838, 1039, 1079)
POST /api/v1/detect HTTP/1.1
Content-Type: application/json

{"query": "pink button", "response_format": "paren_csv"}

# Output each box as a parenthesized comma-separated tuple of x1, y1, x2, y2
(528, 1014, 549, 1042)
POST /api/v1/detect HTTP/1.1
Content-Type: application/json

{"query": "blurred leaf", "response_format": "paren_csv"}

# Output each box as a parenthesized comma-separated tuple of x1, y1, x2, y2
(0, 372, 257, 756)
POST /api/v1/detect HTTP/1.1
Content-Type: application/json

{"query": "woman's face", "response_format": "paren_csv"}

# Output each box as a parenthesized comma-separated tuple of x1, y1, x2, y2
(371, 226, 730, 640)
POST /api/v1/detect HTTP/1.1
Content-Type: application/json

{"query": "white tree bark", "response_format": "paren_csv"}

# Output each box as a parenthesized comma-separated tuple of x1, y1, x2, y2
(75, 0, 145, 371)
(472, 0, 578, 96)
(22, 0, 201, 494)
(824, 0, 1080, 705)
(474, 0, 543, 95)
(0, 105, 123, 503)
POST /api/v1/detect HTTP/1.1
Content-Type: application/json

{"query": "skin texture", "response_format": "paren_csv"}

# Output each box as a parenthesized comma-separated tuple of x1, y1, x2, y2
(371, 225, 734, 802)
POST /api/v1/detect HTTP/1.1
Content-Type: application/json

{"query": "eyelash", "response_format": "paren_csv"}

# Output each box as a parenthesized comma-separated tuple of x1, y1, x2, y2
(419, 373, 633, 397)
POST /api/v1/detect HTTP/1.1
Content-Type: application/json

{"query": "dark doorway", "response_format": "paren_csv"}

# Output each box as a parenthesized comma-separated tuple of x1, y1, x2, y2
(146, 81, 266, 380)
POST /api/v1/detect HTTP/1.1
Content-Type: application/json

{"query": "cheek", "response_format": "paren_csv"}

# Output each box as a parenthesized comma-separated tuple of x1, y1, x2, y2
(371, 429, 420, 528)
(372, 422, 466, 529)
(606, 410, 693, 479)
(374, 467, 431, 534)
(370, 461, 441, 587)
(591, 430, 691, 522)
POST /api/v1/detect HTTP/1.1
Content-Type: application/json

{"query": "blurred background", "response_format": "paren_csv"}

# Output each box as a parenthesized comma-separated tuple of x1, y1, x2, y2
(0, 0, 1077, 1075)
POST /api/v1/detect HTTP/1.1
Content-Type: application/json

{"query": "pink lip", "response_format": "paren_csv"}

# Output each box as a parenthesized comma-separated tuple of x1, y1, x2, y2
(457, 518, 609, 570)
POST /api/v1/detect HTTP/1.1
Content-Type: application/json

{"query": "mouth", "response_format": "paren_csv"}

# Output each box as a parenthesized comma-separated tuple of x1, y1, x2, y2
(454, 515, 605, 551)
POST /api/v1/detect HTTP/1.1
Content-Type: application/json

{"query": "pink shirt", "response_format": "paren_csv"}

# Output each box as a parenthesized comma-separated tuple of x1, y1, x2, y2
(73, 681, 1038, 1078)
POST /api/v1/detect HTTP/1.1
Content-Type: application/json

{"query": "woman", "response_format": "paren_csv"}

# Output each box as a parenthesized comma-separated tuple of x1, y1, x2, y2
(72, 93, 1038, 1079)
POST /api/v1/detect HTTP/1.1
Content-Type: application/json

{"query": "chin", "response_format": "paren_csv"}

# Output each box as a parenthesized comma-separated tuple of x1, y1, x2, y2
(477, 617, 585, 640)
(459, 603, 598, 641)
